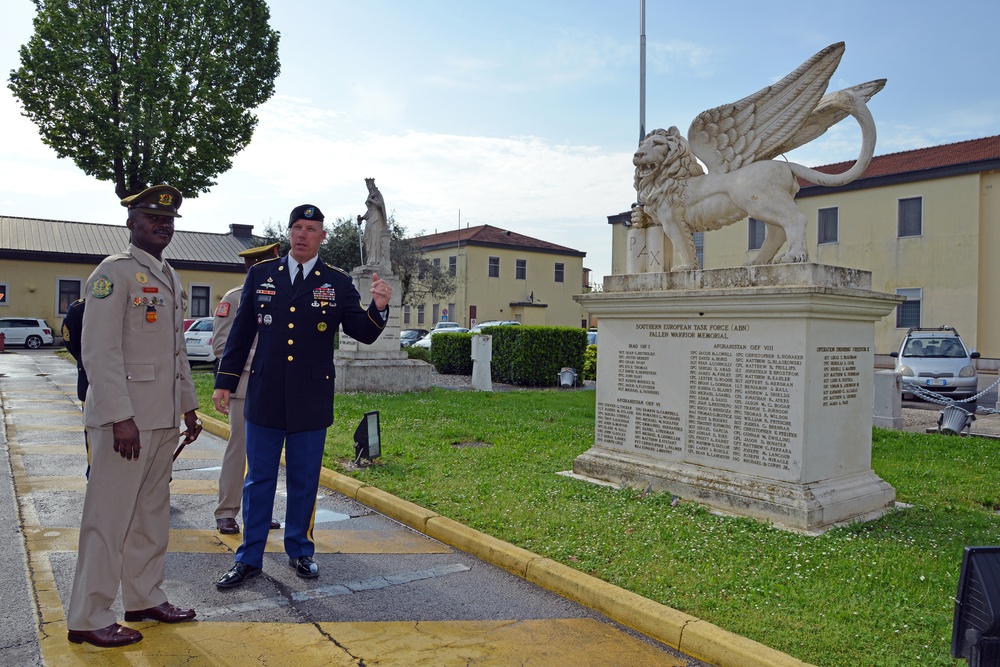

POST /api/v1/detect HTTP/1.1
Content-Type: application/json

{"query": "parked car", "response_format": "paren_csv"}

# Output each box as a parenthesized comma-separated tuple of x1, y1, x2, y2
(889, 326, 980, 399)
(184, 317, 216, 365)
(411, 327, 469, 349)
(469, 320, 521, 333)
(431, 321, 465, 331)
(0, 317, 54, 349)
(400, 328, 430, 348)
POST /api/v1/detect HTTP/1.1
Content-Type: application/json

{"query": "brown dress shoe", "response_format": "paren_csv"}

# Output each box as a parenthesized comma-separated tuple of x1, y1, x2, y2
(270, 518, 280, 530)
(123, 601, 196, 624)
(217, 518, 240, 534)
(67, 623, 142, 647)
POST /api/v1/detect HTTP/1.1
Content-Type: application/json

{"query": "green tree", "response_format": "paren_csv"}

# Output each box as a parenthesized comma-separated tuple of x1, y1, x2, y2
(261, 216, 455, 307)
(8, 0, 280, 200)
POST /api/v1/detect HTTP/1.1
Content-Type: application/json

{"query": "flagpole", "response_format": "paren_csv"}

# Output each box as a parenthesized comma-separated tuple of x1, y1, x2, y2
(639, 0, 646, 145)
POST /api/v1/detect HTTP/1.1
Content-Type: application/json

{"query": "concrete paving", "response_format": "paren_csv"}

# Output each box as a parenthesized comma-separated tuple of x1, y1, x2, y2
(2, 348, 822, 667)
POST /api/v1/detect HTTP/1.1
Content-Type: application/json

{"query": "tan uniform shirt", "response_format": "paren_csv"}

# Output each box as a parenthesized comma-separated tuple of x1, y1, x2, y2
(82, 244, 198, 426)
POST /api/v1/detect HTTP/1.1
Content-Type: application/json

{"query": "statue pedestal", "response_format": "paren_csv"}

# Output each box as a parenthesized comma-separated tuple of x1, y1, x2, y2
(336, 267, 431, 393)
(573, 264, 902, 533)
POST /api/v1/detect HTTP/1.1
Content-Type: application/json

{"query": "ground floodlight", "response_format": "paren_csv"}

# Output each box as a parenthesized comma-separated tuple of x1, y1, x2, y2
(353, 411, 381, 464)
(558, 367, 577, 388)
(952, 546, 1000, 665)
(940, 405, 975, 436)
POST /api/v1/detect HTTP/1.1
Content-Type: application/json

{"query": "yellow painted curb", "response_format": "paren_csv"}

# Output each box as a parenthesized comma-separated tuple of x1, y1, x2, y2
(355, 484, 438, 533)
(425, 515, 537, 579)
(680, 620, 815, 667)
(525, 556, 694, 650)
(198, 412, 229, 440)
(195, 411, 816, 667)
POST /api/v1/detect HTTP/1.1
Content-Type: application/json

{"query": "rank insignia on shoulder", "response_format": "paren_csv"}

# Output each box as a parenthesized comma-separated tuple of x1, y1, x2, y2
(215, 302, 231, 317)
(91, 275, 113, 298)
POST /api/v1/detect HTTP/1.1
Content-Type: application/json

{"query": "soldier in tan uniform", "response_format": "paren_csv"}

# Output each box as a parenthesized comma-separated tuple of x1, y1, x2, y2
(66, 185, 203, 648)
(213, 242, 281, 534)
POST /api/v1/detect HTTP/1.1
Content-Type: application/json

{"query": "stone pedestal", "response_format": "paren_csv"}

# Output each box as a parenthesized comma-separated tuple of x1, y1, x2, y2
(336, 266, 431, 393)
(573, 264, 903, 533)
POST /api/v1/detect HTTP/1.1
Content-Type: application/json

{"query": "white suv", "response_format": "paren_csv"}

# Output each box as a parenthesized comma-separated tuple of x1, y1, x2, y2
(0, 317, 54, 349)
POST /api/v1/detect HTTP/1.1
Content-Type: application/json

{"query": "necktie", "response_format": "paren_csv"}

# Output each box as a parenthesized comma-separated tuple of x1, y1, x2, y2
(293, 263, 304, 290)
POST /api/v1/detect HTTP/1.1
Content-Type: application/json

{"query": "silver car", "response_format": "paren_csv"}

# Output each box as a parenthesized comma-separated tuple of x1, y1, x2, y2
(890, 326, 980, 399)
(0, 317, 54, 349)
(184, 317, 216, 365)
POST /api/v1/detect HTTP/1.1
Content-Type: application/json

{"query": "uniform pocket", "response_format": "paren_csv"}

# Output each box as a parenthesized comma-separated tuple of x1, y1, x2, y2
(124, 363, 155, 382)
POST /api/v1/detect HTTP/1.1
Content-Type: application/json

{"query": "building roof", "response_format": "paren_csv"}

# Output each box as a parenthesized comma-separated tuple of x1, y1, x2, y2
(412, 224, 585, 257)
(0, 216, 265, 271)
(799, 134, 1000, 195)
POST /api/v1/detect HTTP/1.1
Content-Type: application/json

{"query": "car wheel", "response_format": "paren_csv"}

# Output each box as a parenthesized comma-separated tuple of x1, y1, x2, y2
(25, 335, 43, 349)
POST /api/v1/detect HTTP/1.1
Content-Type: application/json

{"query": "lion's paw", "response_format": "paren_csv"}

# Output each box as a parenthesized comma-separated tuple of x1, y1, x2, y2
(776, 251, 808, 264)
(672, 263, 700, 272)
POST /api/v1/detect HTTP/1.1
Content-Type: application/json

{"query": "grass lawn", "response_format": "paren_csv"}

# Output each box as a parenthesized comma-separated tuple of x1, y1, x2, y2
(194, 370, 994, 666)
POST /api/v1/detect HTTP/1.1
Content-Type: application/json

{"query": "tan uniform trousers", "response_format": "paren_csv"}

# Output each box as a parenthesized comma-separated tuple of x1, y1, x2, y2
(215, 395, 247, 520)
(66, 425, 177, 631)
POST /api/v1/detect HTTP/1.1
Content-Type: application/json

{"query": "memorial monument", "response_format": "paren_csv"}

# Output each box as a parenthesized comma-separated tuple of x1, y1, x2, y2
(337, 178, 431, 392)
(575, 44, 901, 532)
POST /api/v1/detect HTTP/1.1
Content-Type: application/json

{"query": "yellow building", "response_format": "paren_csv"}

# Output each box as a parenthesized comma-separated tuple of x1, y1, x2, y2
(608, 135, 1000, 363)
(0, 217, 260, 341)
(409, 224, 590, 329)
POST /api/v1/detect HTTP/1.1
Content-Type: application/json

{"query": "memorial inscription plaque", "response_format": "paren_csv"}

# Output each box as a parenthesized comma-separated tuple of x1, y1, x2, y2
(574, 265, 900, 532)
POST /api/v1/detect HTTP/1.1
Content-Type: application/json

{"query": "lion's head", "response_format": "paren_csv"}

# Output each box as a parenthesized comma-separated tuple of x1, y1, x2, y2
(633, 127, 705, 206)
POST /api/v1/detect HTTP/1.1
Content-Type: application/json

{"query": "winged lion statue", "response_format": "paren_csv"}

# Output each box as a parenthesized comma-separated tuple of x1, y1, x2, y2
(631, 42, 885, 271)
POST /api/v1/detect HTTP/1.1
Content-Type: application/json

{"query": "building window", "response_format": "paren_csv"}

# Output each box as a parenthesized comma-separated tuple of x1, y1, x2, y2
(433, 257, 441, 270)
(554, 262, 564, 283)
(818, 207, 839, 244)
(488, 256, 500, 278)
(57, 279, 82, 315)
(190, 285, 210, 317)
(898, 197, 922, 237)
(516, 259, 526, 280)
(895, 288, 921, 328)
(417, 305, 425, 325)
(448, 256, 457, 277)
(432, 303, 440, 324)
(694, 232, 704, 268)
(0, 282, 8, 305)
(748, 217, 765, 251)
(403, 305, 410, 325)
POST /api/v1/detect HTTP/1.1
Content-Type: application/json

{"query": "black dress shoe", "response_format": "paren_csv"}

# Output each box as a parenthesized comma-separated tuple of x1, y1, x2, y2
(215, 562, 261, 589)
(269, 519, 280, 530)
(67, 623, 142, 647)
(216, 518, 240, 534)
(289, 555, 319, 579)
(124, 601, 196, 623)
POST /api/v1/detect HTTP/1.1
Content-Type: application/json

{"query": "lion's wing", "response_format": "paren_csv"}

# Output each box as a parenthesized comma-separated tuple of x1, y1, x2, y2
(687, 43, 845, 174)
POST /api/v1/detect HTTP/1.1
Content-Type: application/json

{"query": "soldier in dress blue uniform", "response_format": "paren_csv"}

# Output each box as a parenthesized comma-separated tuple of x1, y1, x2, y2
(213, 204, 392, 589)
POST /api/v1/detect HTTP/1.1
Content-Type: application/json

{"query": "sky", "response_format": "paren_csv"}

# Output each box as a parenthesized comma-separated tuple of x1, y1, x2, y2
(1, 1, 998, 283)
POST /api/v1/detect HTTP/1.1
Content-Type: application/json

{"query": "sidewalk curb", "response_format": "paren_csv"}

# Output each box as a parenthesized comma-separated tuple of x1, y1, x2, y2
(199, 411, 815, 667)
